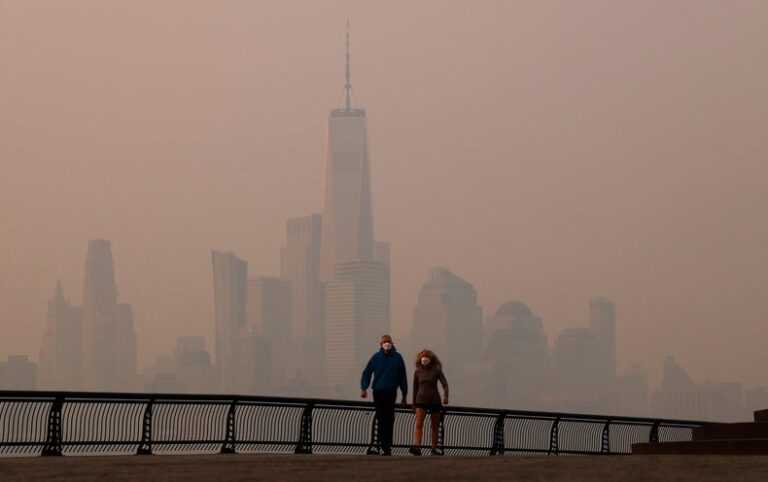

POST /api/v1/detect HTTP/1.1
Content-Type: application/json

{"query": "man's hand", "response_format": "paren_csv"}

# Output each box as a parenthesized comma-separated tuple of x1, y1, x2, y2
(443, 397, 449, 405)
(361, 390, 368, 399)
(400, 397, 408, 407)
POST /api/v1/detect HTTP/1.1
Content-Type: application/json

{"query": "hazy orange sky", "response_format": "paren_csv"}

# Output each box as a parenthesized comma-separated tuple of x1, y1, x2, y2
(1, 1, 767, 388)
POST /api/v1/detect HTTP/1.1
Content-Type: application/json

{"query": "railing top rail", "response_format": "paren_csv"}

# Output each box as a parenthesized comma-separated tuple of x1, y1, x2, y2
(0, 390, 709, 427)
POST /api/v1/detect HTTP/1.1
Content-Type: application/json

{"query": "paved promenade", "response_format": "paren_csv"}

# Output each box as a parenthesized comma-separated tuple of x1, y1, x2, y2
(2, 454, 767, 482)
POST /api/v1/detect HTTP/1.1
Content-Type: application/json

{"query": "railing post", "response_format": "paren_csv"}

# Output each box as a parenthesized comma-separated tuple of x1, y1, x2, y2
(548, 417, 560, 456)
(489, 413, 505, 456)
(600, 419, 611, 454)
(220, 400, 237, 454)
(294, 402, 314, 454)
(649, 421, 660, 443)
(438, 411, 447, 454)
(41, 396, 64, 457)
(366, 415, 380, 455)
(136, 399, 153, 455)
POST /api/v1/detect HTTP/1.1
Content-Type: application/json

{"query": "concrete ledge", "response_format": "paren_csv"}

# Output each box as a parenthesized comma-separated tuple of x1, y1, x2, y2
(754, 410, 768, 423)
(693, 423, 768, 441)
(3, 454, 768, 482)
(633, 439, 768, 455)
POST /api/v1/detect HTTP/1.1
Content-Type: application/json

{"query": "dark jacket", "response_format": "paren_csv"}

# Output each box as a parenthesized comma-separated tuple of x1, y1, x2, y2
(412, 365, 449, 405)
(360, 347, 408, 396)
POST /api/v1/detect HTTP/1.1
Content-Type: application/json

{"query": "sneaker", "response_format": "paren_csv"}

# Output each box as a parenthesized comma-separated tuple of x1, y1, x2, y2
(408, 446, 422, 456)
(430, 448, 444, 456)
(380, 449, 392, 456)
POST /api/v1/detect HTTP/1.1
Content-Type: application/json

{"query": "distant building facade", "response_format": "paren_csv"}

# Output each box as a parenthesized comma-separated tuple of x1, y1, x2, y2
(589, 296, 617, 398)
(615, 365, 649, 417)
(651, 356, 748, 422)
(234, 330, 271, 395)
(38, 281, 83, 390)
(485, 301, 550, 410)
(325, 260, 390, 392)
(211, 251, 247, 392)
(552, 327, 604, 413)
(144, 337, 216, 394)
(81, 239, 137, 391)
(173, 336, 216, 394)
(246, 276, 291, 389)
(281, 214, 325, 386)
(0, 355, 37, 390)
(318, 105, 375, 283)
(411, 267, 483, 389)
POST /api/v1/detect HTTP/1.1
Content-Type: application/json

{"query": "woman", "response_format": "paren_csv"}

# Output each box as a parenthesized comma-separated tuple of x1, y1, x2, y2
(409, 349, 449, 456)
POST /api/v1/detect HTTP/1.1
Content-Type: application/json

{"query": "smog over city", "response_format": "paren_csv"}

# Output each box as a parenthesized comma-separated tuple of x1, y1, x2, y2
(1, 1, 767, 422)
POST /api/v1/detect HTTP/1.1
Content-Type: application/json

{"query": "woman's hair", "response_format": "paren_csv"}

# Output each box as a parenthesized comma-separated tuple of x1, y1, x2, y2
(415, 349, 442, 370)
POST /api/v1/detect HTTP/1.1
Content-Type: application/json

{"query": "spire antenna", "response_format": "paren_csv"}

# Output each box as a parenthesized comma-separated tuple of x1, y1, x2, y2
(345, 19, 351, 110)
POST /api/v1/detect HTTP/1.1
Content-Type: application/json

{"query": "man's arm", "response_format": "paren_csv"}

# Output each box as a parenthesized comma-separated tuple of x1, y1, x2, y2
(360, 356, 374, 397)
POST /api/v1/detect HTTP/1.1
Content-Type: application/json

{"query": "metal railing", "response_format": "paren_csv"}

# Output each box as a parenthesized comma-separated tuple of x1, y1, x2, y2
(0, 391, 706, 457)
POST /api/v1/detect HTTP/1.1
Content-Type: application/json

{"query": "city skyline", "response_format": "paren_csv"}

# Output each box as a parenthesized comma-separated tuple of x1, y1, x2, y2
(12, 238, 762, 422)
(2, 1, 767, 396)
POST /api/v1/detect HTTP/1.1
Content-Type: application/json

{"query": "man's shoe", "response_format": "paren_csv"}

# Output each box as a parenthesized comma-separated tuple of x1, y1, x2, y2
(380, 449, 392, 456)
(430, 448, 444, 456)
(408, 446, 422, 456)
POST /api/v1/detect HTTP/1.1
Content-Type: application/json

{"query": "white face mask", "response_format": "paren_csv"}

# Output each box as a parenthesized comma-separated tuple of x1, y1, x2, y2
(421, 357, 431, 366)
(382, 342, 393, 351)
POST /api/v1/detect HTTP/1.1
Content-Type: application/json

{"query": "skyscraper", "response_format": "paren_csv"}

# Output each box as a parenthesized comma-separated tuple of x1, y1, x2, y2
(319, 27, 375, 283)
(320, 27, 390, 394)
(411, 268, 483, 381)
(485, 301, 551, 409)
(553, 327, 603, 413)
(81, 239, 137, 391)
(39, 280, 83, 390)
(281, 214, 324, 385)
(325, 260, 390, 392)
(589, 297, 617, 388)
(245, 276, 292, 389)
(211, 250, 247, 392)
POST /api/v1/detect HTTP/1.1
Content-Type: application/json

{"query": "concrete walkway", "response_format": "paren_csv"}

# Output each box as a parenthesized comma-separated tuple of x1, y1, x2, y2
(2, 454, 768, 481)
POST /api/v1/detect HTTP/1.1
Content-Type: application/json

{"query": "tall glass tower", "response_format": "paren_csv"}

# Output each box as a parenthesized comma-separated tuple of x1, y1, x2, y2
(320, 26, 390, 394)
(319, 26, 375, 283)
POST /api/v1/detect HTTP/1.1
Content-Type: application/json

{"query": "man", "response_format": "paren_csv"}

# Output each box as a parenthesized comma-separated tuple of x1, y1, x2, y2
(361, 334, 408, 456)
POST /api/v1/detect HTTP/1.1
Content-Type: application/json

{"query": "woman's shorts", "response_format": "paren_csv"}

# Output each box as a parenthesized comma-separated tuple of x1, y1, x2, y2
(414, 403, 443, 413)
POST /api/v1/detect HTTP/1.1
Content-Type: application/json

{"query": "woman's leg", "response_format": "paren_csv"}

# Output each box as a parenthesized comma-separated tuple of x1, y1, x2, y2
(429, 411, 441, 449)
(414, 408, 426, 446)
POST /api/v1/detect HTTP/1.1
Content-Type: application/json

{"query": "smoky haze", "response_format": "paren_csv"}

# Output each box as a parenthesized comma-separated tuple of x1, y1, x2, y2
(1, 1, 767, 420)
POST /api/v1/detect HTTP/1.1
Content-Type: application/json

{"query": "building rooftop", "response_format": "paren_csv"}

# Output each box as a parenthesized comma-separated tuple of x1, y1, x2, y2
(495, 300, 533, 317)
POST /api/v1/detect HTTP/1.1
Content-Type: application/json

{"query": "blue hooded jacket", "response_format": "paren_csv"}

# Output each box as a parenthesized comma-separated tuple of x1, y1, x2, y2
(360, 346, 408, 395)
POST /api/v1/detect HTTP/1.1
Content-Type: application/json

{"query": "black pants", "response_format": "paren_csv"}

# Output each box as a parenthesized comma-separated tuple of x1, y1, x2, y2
(373, 390, 397, 452)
